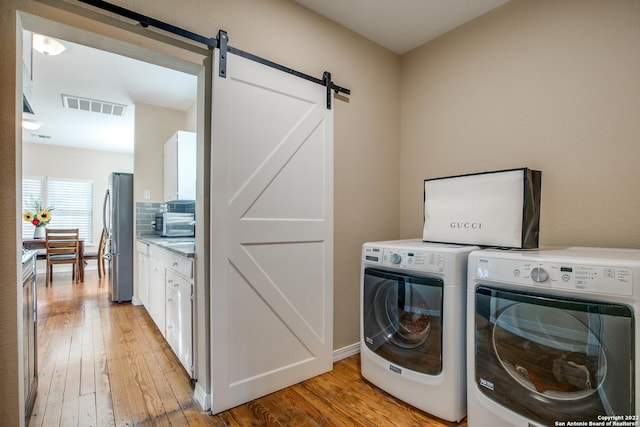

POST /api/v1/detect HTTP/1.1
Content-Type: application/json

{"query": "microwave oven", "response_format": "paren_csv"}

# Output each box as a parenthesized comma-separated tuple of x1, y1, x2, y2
(155, 212, 195, 237)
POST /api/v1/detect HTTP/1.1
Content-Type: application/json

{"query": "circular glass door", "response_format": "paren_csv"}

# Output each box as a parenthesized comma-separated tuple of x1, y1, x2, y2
(492, 303, 607, 400)
(373, 279, 432, 349)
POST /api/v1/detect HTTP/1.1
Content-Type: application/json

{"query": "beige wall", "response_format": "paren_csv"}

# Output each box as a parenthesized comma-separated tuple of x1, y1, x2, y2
(22, 142, 133, 248)
(2, 0, 400, 422)
(400, 0, 640, 248)
(133, 102, 190, 203)
(185, 101, 197, 135)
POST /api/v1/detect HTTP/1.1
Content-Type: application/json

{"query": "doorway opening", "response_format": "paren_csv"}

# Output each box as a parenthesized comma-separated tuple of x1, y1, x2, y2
(17, 9, 211, 415)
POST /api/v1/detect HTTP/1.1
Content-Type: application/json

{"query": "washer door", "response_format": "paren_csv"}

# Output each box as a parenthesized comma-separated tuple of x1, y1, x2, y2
(363, 268, 443, 375)
(474, 286, 634, 425)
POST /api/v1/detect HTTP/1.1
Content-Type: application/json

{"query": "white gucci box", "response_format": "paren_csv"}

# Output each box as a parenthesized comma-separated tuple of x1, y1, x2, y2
(423, 168, 542, 248)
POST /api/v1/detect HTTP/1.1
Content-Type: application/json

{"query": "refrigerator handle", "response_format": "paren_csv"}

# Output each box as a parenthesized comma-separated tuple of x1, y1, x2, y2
(102, 188, 110, 232)
(111, 177, 120, 254)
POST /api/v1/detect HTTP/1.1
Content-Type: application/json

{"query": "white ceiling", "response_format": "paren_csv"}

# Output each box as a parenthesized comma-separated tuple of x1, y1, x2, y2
(23, 1, 509, 153)
(295, 0, 510, 54)
(22, 32, 197, 154)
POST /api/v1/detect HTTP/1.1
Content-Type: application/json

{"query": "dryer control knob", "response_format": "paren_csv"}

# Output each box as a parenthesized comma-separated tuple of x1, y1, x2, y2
(389, 253, 401, 264)
(531, 267, 549, 283)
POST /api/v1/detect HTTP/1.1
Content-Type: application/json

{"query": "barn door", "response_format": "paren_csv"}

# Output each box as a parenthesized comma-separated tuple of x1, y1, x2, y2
(210, 52, 333, 413)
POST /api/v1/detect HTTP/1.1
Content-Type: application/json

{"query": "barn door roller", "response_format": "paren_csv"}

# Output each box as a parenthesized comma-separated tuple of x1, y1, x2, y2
(78, 0, 350, 109)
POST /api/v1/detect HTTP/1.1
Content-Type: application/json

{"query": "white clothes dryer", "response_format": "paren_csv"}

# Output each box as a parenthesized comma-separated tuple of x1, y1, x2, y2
(361, 239, 478, 422)
(467, 247, 640, 427)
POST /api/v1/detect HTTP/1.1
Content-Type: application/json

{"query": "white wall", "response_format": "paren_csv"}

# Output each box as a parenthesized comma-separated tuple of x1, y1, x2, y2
(22, 142, 133, 249)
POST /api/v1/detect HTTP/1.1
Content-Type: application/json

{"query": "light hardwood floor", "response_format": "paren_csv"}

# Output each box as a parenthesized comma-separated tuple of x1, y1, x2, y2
(29, 268, 467, 427)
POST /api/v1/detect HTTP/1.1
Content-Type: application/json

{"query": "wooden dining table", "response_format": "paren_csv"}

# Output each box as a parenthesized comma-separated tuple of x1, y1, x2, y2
(22, 238, 85, 282)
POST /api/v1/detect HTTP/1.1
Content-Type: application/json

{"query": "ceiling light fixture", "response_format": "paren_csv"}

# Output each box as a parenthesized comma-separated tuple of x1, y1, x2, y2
(22, 119, 42, 130)
(32, 33, 67, 56)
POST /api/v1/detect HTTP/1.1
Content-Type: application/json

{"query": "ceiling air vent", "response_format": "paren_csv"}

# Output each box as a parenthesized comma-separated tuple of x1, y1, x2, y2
(61, 94, 127, 117)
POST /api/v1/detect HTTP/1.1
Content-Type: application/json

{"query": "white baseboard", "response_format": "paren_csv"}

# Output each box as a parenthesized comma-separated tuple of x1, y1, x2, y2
(193, 382, 211, 411)
(332, 342, 360, 362)
(131, 296, 143, 306)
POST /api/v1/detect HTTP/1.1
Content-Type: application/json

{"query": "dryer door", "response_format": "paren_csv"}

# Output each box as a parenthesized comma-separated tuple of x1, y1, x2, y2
(474, 286, 634, 425)
(363, 268, 443, 374)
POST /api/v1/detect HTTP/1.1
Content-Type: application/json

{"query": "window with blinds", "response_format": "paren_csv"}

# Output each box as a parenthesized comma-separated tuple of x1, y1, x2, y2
(22, 176, 94, 244)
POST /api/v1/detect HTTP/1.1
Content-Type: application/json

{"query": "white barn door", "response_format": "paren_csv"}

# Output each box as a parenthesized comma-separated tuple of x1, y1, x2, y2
(210, 53, 333, 413)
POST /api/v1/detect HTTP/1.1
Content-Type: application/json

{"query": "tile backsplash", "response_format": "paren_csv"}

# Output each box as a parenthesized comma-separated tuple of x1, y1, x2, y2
(135, 200, 196, 237)
(135, 202, 162, 237)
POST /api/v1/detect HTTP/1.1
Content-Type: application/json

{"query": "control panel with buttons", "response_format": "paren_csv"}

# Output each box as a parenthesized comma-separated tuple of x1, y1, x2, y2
(474, 257, 633, 297)
(362, 245, 445, 273)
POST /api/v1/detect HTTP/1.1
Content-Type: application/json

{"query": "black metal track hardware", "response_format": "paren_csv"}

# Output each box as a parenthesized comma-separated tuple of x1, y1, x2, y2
(78, 0, 218, 49)
(323, 72, 332, 109)
(217, 30, 228, 78)
(77, 0, 350, 109)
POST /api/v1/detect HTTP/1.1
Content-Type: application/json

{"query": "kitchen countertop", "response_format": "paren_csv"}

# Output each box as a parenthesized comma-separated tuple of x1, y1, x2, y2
(138, 236, 195, 257)
(22, 248, 38, 265)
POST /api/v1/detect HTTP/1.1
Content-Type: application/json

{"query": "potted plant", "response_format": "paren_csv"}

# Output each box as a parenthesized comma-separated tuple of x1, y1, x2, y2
(23, 201, 53, 239)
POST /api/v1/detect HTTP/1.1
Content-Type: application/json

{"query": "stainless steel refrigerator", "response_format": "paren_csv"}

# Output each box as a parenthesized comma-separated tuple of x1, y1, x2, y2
(103, 172, 134, 302)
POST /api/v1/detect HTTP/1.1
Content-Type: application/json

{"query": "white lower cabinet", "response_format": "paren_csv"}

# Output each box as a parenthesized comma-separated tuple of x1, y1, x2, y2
(136, 241, 150, 307)
(143, 242, 194, 378)
(165, 284, 179, 353)
(148, 255, 166, 332)
(166, 269, 193, 376)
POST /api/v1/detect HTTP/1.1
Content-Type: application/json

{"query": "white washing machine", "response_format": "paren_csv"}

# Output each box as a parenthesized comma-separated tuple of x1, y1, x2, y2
(361, 239, 478, 422)
(467, 247, 640, 427)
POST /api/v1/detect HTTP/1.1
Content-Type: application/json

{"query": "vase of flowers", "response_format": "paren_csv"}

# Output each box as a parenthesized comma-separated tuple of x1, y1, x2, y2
(23, 201, 53, 239)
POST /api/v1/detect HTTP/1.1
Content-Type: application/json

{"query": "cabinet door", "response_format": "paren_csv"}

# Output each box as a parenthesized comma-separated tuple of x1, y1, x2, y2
(163, 131, 196, 201)
(165, 284, 179, 353)
(176, 131, 197, 200)
(22, 279, 31, 400)
(23, 264, 37, 418)
(148, 258, 166, 334)
(177, 275, 193, 376)
(166, 270, 193, 376)
(137, 250, 149, 307)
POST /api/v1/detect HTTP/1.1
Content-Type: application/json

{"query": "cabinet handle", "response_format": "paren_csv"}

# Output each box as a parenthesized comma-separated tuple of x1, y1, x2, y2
(168, 298, 173, 302)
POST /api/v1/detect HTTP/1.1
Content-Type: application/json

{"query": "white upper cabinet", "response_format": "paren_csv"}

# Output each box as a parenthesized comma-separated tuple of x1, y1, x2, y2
(164, 130, 196, 202)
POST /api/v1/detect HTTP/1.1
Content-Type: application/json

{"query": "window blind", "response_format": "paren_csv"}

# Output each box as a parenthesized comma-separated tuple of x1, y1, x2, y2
(47, 178, 94, 244)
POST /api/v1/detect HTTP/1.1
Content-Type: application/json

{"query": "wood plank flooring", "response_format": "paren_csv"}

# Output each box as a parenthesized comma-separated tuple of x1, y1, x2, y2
(29, 269, 467, 427)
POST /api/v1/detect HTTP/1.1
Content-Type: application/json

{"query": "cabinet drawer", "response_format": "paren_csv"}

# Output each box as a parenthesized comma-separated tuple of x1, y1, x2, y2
(170, 255, 192, 279)
(149, 244, 193, 279)
(136, 240, 150, 255)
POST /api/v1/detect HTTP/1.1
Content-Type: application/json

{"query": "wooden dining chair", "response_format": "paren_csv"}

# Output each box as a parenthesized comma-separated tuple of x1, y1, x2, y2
(45, 228, 80, 285)
(83, 229, 107, 278)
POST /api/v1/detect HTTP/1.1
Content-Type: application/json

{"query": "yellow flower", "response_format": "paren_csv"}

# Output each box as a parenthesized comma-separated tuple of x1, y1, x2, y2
(38, 210, 51, 222)
(22, 201, 54, 225)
